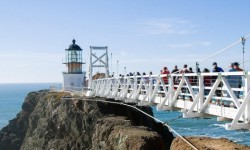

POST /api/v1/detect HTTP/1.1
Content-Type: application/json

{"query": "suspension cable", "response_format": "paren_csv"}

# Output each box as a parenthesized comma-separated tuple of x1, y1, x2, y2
(169, 34, 250, 74)
(62, 97, 199, 150)
(199, 34, 250, 65)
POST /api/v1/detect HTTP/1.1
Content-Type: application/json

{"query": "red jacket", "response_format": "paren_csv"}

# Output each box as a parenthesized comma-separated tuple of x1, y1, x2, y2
(204, 76, 212, 86)
(162, 70, 170, 84)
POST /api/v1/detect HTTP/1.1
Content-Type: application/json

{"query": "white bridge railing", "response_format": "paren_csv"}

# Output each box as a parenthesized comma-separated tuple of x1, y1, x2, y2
(86, 71, 250, 130)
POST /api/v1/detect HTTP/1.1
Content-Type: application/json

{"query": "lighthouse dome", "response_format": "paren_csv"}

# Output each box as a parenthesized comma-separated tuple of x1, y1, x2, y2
(67, 39, 82, 50)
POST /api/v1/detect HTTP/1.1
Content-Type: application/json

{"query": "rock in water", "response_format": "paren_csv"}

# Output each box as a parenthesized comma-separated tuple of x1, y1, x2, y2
(0, 90, 174, 150)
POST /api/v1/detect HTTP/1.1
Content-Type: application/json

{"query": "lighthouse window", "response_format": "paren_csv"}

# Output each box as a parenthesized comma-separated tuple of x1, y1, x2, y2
(71, 50, 78, 62)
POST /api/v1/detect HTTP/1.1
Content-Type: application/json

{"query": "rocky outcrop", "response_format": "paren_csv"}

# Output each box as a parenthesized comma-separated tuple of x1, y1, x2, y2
(0, 90, 174, 150)
(171, 136, 250, 150)
(92, 116, 164, 150)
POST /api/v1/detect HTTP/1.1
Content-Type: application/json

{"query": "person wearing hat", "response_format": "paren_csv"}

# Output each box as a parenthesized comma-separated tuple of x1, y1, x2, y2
(233, 62, 243, 71)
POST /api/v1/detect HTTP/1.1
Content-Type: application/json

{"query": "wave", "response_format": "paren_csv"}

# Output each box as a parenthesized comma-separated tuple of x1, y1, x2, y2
(212, 123, 226, 128)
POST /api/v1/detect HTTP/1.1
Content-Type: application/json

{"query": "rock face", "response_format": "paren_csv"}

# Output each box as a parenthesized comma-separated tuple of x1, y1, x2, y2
(171, 136, 250, 150)
(0, 90, 174, 150)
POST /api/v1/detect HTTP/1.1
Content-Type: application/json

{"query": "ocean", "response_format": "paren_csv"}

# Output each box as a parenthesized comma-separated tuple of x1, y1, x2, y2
(0, 83, 250, 146)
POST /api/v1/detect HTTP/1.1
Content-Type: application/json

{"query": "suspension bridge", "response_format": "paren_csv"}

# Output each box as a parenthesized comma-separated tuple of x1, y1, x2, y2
(52, 34, 250, 132)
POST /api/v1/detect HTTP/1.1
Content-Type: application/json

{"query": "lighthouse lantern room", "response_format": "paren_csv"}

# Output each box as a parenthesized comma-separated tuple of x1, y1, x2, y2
(62, 39, 86, 91)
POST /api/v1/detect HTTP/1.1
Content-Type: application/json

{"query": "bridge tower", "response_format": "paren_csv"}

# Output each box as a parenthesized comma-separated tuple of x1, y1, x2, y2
(87, 46, 109, 95)
(62, 39, 86, 91)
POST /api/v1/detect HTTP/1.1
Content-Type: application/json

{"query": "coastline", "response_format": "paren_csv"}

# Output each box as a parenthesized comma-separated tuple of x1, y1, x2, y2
(0, 89, 249, 149)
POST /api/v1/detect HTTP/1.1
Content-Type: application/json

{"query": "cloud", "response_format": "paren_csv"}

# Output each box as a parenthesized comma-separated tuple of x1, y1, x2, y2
(121, 57, 196, 64)
(142, 18, 199, 35)
(166, 42, 211, 48)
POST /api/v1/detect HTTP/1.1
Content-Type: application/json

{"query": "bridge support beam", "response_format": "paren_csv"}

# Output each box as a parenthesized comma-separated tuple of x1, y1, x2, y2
(217, 117, 231, 122)
(225, 123, 250, 130)
(182, 109, 210, 118)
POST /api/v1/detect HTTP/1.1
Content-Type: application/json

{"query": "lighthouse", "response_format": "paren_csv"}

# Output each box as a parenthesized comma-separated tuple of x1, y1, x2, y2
(62, 39, 86, 91)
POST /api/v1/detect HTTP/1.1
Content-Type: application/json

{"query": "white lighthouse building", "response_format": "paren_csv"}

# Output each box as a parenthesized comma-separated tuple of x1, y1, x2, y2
(62, 39, 86, 91)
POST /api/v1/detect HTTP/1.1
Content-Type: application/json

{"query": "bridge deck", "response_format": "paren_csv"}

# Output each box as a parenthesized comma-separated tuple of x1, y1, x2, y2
(87, 71, 250, 130)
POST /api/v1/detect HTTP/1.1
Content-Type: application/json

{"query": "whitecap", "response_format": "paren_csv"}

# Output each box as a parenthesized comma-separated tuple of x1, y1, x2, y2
(212, 124, 225, 128)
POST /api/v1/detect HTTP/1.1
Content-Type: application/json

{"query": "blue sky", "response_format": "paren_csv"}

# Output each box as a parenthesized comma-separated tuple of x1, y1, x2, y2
(0, 0, 249, 83)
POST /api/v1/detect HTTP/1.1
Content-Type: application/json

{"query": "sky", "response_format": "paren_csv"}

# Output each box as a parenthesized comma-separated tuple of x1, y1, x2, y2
(0, 0, 250, 83)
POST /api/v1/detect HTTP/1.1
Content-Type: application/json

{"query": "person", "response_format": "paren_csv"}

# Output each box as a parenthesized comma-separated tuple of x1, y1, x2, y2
(161, 67, 170, 84)
(227, 63, 237, 88)
(149, 71, 155, 84)
(234, 62, 243, 71)
(211, 62, 224, 97)
(203, 68, 212, 95)
(233, 62, 243, 98)
(171, 65, 179, 89)
(228, 63, 236, 72)
(189, 67, 194, 73)
(188, 67, 195, 85)
(142, 72, 149, 83)
(171, 65, 179, 74)
(212, 62, 224, 73)
(180, 64, 189, 100)
(160, 67, 170, 93)
(181, 64, 189, 74)
(136, 72, 141, 84)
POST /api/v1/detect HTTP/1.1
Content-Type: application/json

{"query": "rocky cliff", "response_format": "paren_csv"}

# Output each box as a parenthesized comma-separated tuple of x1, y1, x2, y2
(0, 90, 174, 150)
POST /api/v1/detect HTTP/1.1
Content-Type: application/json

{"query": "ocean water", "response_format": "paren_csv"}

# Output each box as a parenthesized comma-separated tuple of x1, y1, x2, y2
(0, 83, 250, 146)
(0, 83, 61, 129)
(153, 107, 250, 146)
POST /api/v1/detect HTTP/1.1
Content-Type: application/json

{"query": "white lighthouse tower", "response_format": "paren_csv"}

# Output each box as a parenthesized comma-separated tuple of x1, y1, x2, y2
(62, 39, 86, 91)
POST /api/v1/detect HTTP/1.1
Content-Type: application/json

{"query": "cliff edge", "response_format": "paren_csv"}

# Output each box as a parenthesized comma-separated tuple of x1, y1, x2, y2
(0, 90, 174, 150)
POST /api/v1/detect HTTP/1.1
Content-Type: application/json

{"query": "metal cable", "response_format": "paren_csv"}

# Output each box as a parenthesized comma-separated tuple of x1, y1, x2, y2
(62, 97, 199, 150)
(199, 34, 250, 65)
(169, 34, 250, 75)
(164, 115, 183, 124)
